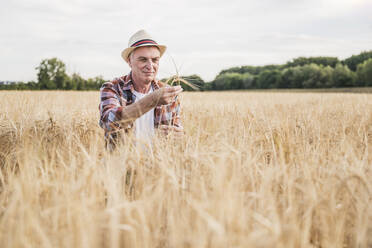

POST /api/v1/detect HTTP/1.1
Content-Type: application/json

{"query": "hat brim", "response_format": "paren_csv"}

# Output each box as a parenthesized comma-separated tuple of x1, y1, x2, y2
(121, 44, 167, 63)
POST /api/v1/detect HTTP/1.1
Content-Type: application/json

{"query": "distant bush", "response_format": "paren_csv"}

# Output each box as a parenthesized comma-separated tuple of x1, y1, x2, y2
(356, 58, 372, 86)
(207, 51, 372, 90)
(343, 51, 372, 71)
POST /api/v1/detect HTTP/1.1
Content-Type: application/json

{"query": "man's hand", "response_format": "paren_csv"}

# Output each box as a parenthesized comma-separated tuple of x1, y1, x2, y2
(152, 85, 183, 106)
(158, 125, 184, 138)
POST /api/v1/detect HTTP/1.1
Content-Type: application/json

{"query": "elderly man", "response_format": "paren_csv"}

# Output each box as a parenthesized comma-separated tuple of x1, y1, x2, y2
(99, 30, 183, 150)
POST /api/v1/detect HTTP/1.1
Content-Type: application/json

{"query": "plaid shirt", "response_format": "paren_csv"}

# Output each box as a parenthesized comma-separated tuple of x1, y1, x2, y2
(99, 73, 182, 147)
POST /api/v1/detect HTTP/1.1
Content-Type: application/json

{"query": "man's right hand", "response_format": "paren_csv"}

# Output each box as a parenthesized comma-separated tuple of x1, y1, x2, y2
(152, 85, 183, 106)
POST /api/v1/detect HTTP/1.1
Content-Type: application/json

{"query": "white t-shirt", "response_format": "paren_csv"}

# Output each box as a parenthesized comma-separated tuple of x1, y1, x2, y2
(133, 87, 155, 143)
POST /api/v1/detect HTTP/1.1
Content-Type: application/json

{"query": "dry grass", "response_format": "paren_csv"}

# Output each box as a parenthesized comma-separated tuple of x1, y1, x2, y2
(0, 90, 371, 248)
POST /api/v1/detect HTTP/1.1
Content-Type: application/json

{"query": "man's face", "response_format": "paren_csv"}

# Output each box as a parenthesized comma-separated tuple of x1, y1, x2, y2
(128, 46, 160, 84)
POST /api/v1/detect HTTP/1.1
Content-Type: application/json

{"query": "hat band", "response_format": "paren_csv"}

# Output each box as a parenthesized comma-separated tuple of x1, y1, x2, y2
(130, 39, 158, 47)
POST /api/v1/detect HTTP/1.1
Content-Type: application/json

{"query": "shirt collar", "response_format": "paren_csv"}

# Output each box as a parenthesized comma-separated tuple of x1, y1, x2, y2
(120, 71, 161, 92)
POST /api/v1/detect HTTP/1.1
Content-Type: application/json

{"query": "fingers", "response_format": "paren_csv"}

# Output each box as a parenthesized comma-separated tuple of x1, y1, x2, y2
(172, 85, 183, 94)
(174, 87, 183, 95)
(162, 86, 183, 105)
(165, 85, 182, 91)
(164, 86, 182, 98)
(153, 86, 183, 106)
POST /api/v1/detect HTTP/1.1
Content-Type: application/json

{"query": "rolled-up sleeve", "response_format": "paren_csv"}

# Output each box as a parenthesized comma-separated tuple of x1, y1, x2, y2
(99, 82, 124, 132)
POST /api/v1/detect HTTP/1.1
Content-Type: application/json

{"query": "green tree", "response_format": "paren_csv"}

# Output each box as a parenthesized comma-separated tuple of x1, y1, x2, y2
(218, 64, 282, 76)
(256, 70, 281, 89)
(300, 64, 333, 88)
(343, 51, 372, 71)
(86, 76, 105, 90)
(229, 73, 243, 89)
(71, 73, 86, 90)
(26, 81, 39, 90)
(319, 66, 333, 88)
(286, 57, 339, 68)
(241, 73, 255, 89)
(202, 82, 213, 91)
(281, 67, 303, 88)
(212, 73, 234, 90)
(356, 58, 372, 86)
(36, 58, 68, 89)
(300, 65, 316, 88)
(64, 77, 76, 90)
(211, 73, 248, 90)
(281, 65, 333, 88)
(331, 63, 355, 87)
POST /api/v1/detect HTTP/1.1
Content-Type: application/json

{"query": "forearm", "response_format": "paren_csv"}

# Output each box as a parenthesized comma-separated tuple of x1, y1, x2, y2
(119, 93, 157, 125)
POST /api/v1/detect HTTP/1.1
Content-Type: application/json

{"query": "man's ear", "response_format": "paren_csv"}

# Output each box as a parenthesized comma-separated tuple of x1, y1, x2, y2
(127, 52, 133, 68)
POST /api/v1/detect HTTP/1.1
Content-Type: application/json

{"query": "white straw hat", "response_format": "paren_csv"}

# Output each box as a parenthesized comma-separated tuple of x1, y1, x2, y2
(121, 29, 167, 63)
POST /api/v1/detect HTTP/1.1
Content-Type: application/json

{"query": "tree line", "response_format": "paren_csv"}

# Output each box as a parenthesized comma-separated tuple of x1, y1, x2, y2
(204, 51, 372, 90)
(0, 58, 105, 90)
(1, 50, 371, 91)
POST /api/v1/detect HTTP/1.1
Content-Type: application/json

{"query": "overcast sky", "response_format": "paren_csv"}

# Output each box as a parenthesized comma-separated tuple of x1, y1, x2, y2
(1, 0, 371, 82)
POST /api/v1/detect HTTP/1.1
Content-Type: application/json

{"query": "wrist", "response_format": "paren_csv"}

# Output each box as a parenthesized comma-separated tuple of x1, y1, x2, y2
(150, 91, 159, 107)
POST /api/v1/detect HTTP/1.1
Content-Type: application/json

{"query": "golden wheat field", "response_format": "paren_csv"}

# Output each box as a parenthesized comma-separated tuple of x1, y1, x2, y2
(0, 90, 371, 248)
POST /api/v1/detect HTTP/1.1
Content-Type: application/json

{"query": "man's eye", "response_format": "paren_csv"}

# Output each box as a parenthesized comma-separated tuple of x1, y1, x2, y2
(152, 58, 159, 63)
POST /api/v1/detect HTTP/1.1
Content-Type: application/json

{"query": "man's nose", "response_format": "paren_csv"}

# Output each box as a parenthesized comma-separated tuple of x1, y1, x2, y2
(145, 59, 154, 69)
